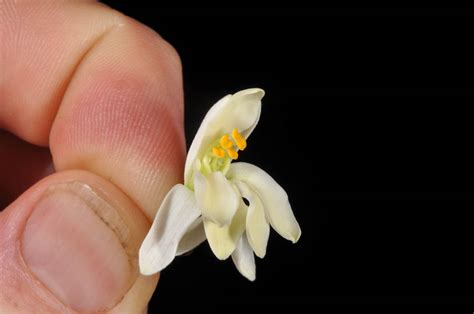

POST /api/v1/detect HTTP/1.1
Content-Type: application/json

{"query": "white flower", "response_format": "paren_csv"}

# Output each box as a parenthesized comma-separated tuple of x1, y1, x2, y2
(139, 88, 301, 281)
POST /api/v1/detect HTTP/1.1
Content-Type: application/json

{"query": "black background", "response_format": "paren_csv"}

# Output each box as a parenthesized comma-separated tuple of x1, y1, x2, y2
(102, 4, 474, 313)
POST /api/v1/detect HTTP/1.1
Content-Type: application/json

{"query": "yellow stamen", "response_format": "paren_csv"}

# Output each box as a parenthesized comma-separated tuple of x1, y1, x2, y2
(220, 135, 233, 149)
(232, 128, 247, 150)
(212, 147, 225, 158)
(227, 147, 238, 160)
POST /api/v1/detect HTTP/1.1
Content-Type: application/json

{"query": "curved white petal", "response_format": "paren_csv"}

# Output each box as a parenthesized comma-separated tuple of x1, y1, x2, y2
(176, 218, 206, 256)
(228, 162, 301, 243)
(184, 88, 265, 185)
(235, 181, 269, 258)
(231, 234, 256, 281)
(194, 170, 239, 226)
(139, 185, 201, 275)
(203, 199, 247, 260)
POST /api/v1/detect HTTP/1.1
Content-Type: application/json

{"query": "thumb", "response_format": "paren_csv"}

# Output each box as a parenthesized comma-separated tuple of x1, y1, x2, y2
(0, 170, 158, 312)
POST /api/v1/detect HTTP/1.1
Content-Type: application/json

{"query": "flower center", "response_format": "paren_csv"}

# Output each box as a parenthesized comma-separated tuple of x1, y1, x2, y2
(201, 128, 247, 175)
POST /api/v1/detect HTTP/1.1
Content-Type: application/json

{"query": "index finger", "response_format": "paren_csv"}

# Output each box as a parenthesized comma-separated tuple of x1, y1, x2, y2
(0, 1, 185, 219)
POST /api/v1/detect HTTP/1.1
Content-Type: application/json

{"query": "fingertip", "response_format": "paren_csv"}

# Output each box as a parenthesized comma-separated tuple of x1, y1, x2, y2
(0, 170, 158, 312)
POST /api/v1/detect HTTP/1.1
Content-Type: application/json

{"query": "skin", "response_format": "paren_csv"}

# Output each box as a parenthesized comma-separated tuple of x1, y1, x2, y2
(0, 1, 185, 312)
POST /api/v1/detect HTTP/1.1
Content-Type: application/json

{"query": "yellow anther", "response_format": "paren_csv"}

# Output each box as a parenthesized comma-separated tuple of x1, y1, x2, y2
(212, 147, 225, 158)
(232, 128, 247, 150)
(220, 135, 233, 149)
(227, 147, 238, 160)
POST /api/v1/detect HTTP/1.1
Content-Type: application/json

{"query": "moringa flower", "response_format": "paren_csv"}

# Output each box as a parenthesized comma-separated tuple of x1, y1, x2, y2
(139, 88, 301, 281)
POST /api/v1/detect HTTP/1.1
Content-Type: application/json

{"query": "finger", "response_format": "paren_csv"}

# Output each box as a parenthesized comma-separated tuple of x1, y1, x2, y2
(0, 170, 157, 313)
(1, 1, 185, 312)
(0, 130, 53, 208)
(0, 0, 185, 219)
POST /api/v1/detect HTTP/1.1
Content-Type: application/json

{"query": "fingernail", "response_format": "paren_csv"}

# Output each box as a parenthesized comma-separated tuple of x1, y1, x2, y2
(21, 182, 132, 312)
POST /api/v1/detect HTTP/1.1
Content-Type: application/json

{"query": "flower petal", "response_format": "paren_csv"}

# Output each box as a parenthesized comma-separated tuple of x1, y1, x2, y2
(184, 88, 265, 185)
(235, 181, 270, 258)
(231, 234, 256, 281)
(236, 182, 270, 258)
(194, 170, 239, 226)
(228, 162, 301, 243)
(203, 199, 247, 260)
(176, 218, 206, 256)
(139, 184, 201, 275)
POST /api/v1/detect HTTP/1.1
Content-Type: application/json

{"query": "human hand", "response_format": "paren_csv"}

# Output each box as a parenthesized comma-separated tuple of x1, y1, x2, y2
(0, 1, 184, 312)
